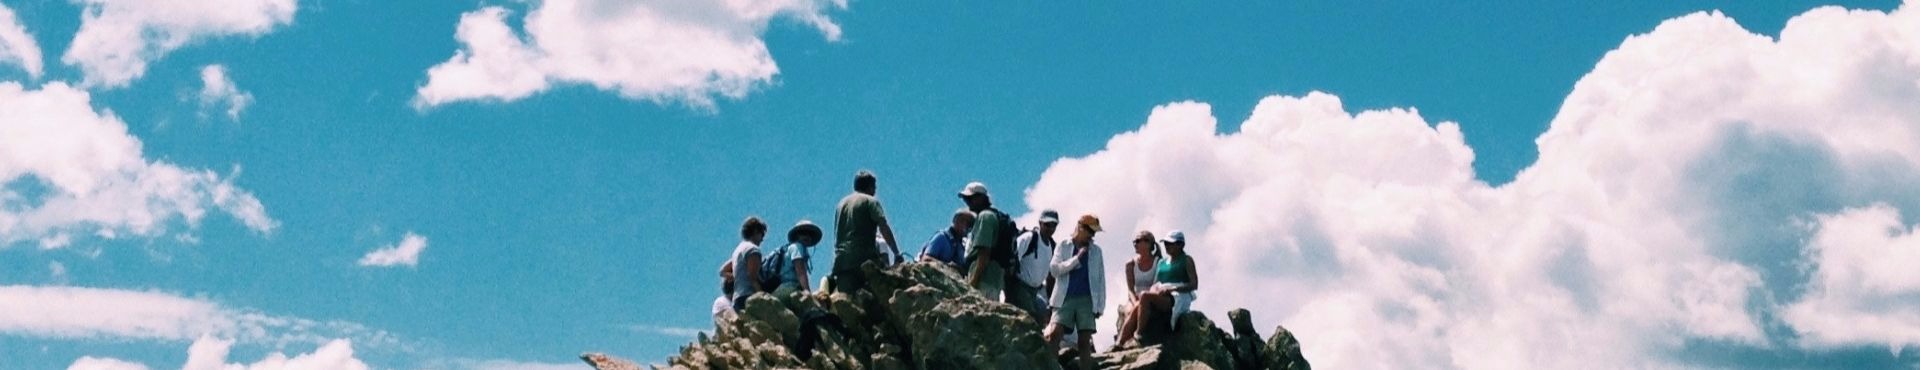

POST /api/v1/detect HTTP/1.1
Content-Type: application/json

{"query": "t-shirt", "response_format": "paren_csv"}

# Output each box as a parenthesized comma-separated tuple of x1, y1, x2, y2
(965, 209, 1007, 290)
(1014, 231, 1055, 287)
(1067, 246, 1091, 296)
(920, 229, 965, 267)
(833, 192, 886, 273)
(965, 209, 1004, 265)
(730, 241, 763, 309)
(778, 242, 811, 286)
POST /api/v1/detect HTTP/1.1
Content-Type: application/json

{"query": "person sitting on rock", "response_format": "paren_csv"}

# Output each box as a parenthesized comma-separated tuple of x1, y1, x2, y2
(772, 220, 824, 298)
(713, 261, 737, 326)
(918, 207, 975, 270)
(1044, 214, 1107, 370)
(1115, 230, 1160, 343)
(1119, 230, 1199, 345)
(730, 216, 770, 310)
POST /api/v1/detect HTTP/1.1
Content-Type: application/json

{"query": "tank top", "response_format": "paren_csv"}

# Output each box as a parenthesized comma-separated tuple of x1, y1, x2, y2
(1128, 259, 1157, 296)
(1156, 254, 1193, 286)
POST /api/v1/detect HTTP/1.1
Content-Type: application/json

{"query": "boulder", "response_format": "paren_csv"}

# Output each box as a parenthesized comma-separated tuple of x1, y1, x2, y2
(582, 262, 1309, 370)
(1263, 324, 1311, 370)
(1162, 312, 1235, 370)
(1225, 309, 1267, 370)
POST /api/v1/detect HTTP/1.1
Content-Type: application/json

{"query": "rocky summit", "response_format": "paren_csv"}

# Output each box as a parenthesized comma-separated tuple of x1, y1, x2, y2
(581, 262, 1311, 370)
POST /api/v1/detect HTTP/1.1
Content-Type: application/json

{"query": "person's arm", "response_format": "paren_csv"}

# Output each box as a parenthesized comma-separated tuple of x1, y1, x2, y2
(1050, 244, 1080, 277)
(744, 253, 764, 292)
(794, 259, 811, 292)
(873, 201, 900, 263)
(720, 261, 734, 281)
(1177, 259, 1199, 293)
(1124, 261, 1137, 296)
(965, 213, 997, 287)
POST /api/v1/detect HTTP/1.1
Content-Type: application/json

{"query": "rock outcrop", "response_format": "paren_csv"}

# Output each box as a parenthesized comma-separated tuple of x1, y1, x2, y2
(582, 262, 1309, 370)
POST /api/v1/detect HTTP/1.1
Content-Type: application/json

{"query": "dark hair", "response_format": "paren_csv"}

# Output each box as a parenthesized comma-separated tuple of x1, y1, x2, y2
(741, 216, 768, 239)
(853, 170, 877, 192)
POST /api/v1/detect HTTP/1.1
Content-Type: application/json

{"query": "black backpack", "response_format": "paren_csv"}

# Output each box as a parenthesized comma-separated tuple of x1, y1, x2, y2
(987, 208, 1022, 272)
(758, 246, 788, 291)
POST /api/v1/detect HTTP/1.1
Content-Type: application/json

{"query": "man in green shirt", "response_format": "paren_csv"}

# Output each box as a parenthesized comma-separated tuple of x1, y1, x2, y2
(832, 170, 899, 293)
(960, 181, 1006, 299)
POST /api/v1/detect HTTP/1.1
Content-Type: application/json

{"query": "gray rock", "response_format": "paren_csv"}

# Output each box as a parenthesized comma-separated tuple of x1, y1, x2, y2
(583, 262, 1309, 370)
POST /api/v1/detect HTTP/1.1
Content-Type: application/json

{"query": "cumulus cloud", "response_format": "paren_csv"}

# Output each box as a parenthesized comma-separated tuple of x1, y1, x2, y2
(197, 64, 253, 121)
(0, 285, 397, 349)
(62, 0, 297, 88)
(0, 3, 42, 78)
(0, 82, 275, 248)
(357, 232, 427, 268)
(1020, 3, 1920, 368)
(1783, 204, 1920, 350)
(72, 335, 369, 370)
(67, 357, 150, 370)
(413, 0, 846, 109)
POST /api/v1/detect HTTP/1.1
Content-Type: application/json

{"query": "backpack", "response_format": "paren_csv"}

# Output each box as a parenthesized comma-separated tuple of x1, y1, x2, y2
(758, 246, 789, 291)
(987, 208, 1022, 272)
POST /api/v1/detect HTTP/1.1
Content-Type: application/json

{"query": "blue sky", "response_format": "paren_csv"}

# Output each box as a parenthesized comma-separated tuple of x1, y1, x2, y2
(3, 0, 1919, 369)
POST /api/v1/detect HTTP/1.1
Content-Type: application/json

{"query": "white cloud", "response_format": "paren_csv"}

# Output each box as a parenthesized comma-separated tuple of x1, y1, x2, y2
(1783, 204, 1920, 351)
(626, 324, 703, 338)
(413, 0, 846, 109)
(67, 357, 150, 370)
(441, 359, 585, 370)
(0, 285, 397, 349)
(0, 3, 42, 78)
(1020, 3, 1920, 368)
(62, 0, 297, 89)
(358, 232, 427, 268)
(73, 335, 369, 370)
(197, 64, 253, 121)
(180, 335, 370, 370)
(0, 82, 276, 248)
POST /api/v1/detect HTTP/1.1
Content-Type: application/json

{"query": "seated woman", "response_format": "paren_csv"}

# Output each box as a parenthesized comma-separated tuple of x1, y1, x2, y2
(1119, 230, 1198, 345)
(1114, 231, 1160, 343)
(773, 221, 824, 298)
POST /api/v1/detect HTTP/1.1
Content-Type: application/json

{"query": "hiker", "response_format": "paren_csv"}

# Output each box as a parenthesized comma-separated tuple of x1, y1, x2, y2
(1119, 230, 1200, 345)
(714, 261, 737, 326)
(832, 170, 900, 293)
(1044, 215, 1107, 370)
(1010, 209, 1061, 323)
(770, 220, 824, 298)
(959, 181, 1010, 299)
(918, 207, 975, 270)
(875, 235, 903, 267)
(730, 217, 770, 310)
(1116, 230, 1160, 343)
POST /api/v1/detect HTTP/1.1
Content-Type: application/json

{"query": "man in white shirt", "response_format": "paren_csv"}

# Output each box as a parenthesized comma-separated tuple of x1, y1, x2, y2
(1008, 209, 1059, 324)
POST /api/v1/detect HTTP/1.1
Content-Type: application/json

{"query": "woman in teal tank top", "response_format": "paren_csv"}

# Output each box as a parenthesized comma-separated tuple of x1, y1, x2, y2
(1119, 230, 1199, 345)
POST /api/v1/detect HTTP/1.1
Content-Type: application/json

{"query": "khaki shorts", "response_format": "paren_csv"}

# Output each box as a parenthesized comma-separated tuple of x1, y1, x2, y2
(1051, 296, 1098, 332)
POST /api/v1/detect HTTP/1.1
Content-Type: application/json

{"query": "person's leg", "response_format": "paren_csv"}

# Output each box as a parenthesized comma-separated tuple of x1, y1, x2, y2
(1076, 327, 1095, 370)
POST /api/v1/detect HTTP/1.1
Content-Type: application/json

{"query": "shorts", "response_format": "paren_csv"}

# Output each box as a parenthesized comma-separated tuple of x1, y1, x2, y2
(1051, 296, 1099, 332)
(1170, 291, 1194, 330)
(975, 264, 1005, 299)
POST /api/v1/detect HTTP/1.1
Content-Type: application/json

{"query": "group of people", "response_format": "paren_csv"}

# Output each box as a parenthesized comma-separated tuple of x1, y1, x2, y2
(712, 170, 1202, 370)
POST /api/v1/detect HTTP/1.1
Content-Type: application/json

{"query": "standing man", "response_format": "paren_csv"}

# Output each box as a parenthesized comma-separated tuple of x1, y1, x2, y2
(960, 182, 1007, 299)
(1009, 209, 1060, 324)
(1045, 215, 1107, 370)
(832, 170, 899, 293)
